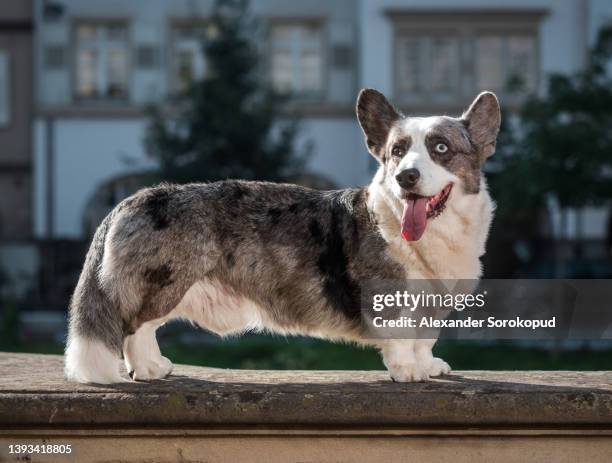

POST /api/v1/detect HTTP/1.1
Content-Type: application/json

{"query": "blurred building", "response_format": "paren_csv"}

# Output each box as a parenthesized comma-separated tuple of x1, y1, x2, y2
(33, 0, 362, 239)
(0, 0, 33, 241)
(1, 0, 612, 306)
(30, 0, 612, 241)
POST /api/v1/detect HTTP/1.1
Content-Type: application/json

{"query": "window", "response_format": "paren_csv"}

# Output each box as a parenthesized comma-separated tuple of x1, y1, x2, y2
(431, 38, 459, 91)
(75, 22, 129, 100)
(475, 36, 503, 90)
(170, 25, 208, 95)
(0, 50, 9, 126)
(476, 35, 537, 93)
(389, 11, 544, 103)
(397, 37, 420, 93)
(270, 23, 324, 96)
(397, 35, 459, 97)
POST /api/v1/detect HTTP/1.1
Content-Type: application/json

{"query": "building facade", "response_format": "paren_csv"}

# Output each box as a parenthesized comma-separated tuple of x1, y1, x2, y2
(0, 0, 33, 240)
(31, 0, 611, 240)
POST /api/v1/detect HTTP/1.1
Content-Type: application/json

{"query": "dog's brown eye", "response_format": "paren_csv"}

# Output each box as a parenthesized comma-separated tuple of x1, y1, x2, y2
(435, 143, 449, 154)
(391, 145, 405, 157)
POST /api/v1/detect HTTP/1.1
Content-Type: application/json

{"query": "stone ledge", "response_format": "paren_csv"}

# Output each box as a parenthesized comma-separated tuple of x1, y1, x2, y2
(1, 353, 611, 427)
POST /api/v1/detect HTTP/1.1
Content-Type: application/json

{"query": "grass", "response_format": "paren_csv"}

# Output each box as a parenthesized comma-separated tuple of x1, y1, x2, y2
(159, 336, 612, 371)
(5, 334, 609, 371)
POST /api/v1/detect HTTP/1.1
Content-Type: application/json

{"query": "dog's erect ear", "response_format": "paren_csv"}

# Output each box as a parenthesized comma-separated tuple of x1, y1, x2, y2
(462, 91, 501, 160)
(356, 89, 401, 160)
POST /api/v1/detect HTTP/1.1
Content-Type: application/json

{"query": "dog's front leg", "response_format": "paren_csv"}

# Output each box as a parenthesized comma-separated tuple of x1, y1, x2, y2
(378, 339, 430, 382)
(414, 338, 451, 377)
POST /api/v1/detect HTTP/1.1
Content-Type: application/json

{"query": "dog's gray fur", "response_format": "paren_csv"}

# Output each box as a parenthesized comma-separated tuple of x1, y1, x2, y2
(76, 182, 404, 344)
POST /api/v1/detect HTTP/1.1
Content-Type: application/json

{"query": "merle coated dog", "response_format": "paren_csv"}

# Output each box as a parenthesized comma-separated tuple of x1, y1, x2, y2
(65, 89, 500, 383)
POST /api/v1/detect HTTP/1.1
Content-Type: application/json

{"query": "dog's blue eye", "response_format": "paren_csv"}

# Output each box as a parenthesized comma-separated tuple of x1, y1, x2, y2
(435, 143, 448, 154)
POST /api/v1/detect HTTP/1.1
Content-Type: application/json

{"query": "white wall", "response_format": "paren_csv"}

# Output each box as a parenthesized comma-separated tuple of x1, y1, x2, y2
(34, 118, 156, 238)
(300, 118, 371, 187)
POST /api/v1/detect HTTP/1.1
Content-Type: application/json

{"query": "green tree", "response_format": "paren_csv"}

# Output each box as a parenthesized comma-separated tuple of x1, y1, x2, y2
(486, 27, 612, 277)
(145, 0, 308, 184)
(491, 27, 612, 244)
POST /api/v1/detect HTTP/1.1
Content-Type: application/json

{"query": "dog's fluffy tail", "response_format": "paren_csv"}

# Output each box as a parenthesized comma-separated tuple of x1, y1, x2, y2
(65, 214, 125, 384)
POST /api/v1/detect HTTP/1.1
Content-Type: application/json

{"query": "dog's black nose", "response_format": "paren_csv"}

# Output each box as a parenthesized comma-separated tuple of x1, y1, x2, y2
(395, 168, 420, 189)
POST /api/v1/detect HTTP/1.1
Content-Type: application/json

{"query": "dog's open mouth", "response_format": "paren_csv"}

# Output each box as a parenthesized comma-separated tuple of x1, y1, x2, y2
(401, 183, 453, 241)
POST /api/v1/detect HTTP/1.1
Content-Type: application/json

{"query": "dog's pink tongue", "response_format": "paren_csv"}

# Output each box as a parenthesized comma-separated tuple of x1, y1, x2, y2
(401, 197, 428, 241)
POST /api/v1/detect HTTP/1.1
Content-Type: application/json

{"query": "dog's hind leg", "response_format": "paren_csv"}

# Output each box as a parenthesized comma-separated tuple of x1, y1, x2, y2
(123, 316, 173, 381)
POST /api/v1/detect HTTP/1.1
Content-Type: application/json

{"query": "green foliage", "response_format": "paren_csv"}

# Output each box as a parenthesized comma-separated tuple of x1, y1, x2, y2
(493, 27, 612, 212)
(133, 336, 612, 371)
(145, 0, 308, 184)
(489, 111, 545, 223)
(2, 334, 611, 371)
(161, 337, 384, 370)
(0, 304, 20, 348)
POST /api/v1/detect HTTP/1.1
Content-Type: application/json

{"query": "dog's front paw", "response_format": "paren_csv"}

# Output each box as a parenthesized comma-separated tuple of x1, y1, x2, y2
(387, 362, 430, 382)
(127, 356, 173, 381)
(425, 357, 451, 377)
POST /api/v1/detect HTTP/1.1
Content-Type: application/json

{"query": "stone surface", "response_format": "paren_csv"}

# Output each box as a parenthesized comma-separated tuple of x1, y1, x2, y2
(1, 352, 611, 426)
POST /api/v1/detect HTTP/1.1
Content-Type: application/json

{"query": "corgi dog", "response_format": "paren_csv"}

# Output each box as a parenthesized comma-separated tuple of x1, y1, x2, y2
(65, 89, 500, 383)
